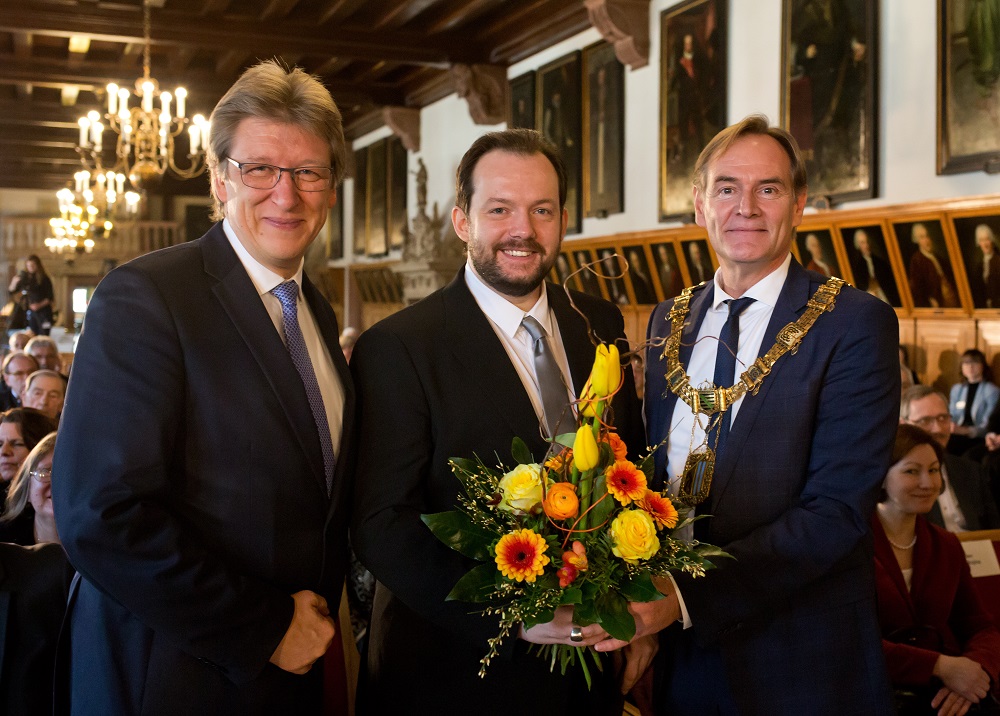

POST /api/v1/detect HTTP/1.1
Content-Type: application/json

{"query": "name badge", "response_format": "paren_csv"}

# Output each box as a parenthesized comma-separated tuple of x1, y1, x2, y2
(956, 400, 966, 410)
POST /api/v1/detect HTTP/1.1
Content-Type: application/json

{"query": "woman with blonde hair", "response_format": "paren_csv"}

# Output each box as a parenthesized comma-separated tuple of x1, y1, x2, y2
(1, 432, 58, 544)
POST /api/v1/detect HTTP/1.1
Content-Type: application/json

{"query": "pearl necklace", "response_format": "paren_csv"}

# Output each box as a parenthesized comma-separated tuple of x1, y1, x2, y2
(886, 533, 917, 550)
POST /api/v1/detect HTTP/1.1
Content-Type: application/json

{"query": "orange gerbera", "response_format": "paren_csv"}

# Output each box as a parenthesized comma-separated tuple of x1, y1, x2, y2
(605, 460, 647, 504)
(638, 490, 679, 530)
(603, 432, 628, 461)
(495, 529, 550, 583)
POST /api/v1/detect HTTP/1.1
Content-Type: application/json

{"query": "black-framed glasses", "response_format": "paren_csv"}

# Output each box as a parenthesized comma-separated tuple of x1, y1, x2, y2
(226, 157, 333, 191)
(29, 468, 52, 484)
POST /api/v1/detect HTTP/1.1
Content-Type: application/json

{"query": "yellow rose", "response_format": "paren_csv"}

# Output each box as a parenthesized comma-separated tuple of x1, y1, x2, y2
(543, 482, 579, 520)
(610, 510, 660, 563)
(498, 463, 544, 513)
(572, 426, 600, 471)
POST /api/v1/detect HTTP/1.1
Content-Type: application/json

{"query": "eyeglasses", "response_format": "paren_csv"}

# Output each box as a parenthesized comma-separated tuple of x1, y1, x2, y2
(910, 414, 951, 429)
(226, 157, 333, 191)
(29, 468, 51, 484)
(4, 370, 31, 378)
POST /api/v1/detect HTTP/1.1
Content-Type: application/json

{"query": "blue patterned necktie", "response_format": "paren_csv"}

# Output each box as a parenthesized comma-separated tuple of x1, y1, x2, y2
(710, 297, 756, 449)
(271, 280, 335, 494)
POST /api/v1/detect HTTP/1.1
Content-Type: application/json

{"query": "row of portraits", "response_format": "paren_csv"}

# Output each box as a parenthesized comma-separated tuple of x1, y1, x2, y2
(547, 206, 1000, 314)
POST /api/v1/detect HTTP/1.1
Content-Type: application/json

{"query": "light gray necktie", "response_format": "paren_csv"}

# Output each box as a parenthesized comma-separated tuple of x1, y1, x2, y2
(521, 315, 568, 437)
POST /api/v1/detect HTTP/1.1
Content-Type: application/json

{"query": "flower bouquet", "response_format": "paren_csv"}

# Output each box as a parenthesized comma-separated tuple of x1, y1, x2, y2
(422, 342, 728, 685)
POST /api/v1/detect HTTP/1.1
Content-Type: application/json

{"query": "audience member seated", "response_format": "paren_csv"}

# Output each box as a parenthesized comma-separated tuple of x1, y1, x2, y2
(7, 330, 33, 354)
(875, 423, 1000, 716)
(23, 335, 62, 375)
(0, 408, 57, 513)
(22, 370, 66, 422)
(0, 541, 72, 715)
(0, 432, 59, 545)
(949, 350, 1000, 456)
(901, 386, 1000, 531)
(0, 352, 38, 411)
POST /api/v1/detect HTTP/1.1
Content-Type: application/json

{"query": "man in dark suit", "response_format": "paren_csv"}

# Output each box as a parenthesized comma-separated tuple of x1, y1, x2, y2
(351, 129, 645, 714)
(900, 386, 1000, 531)
(597, 116, 898, 714)
(52, 61, 354, 715)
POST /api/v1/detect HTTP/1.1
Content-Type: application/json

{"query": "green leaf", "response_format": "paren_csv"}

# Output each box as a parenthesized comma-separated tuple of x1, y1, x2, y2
(446, 563, 498, 602)
(511, 437, 533, 465)
(554, 432, 576, 448)
(588, 475, 616, 526)
(596, 591, 635, 642)
(559, 587, 583, 605)
(421, 511, 494, 561)
(574, 597, 600, 625)
(694, 544, 734, 560)
(449, 457, 482, 475)
(620, 573, 665, 602)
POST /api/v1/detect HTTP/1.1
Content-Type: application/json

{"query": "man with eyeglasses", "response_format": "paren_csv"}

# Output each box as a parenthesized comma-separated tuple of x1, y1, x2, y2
(0, 352, 39, 410)
(900, 385, 1000, 531)
(53, 60, 354, 715)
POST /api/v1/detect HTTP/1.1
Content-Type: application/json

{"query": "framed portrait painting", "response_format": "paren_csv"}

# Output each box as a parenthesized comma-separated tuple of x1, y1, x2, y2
(551, 251, 581, 292)
(938, 0, 1000, 174)
(651, 242, 687, 299)
(352, 148, 367, 256)
(781, 0, 878, 204)
(680, 238, 715, 285)
(890, 216, 965, 312)
(509, 72, 536, 130)
(950, 210, 1000, 310)
(366, 139, 388, 257)
(796, 227, 844, 279)
(538, 52, 583, 234)
(326, 185, 343, 260)
(596, 247, 630, 305)
(837, 221, 905, 309)
(583, 41, 625, 218)
(620, 244, 658, 304)
(572, 248, 605, 298)
(387, 136, 408, 251)
(660, 0, 728, 221)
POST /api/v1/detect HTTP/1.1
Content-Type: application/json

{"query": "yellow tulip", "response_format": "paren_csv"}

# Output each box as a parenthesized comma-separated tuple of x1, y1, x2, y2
(589, 344, 622, 398)
(573, 425, 600, 471)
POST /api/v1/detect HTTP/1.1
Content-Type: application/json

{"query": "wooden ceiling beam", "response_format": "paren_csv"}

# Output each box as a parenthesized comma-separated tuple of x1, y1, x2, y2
(0, 2, 478, 66)
(375, 0, 437, 30)
(317, 0, 369, 26)
(261, 0, 302, 22)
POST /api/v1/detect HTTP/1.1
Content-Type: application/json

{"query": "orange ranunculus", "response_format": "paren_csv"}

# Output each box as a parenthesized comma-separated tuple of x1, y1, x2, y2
(605, 460, 647, 504)
(603, 431, 628, 461)
(638, 490, 679, 530)
(495, 529, 550, 583)
(543, 482, 579, 520)
(573, 426, 600, 471)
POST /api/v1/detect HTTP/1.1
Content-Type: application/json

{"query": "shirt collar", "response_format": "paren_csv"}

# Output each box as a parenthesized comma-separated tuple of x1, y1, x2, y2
(223, 218, 304, 297)
(464, 258, 551, 339)
(711, 252, 792, 310)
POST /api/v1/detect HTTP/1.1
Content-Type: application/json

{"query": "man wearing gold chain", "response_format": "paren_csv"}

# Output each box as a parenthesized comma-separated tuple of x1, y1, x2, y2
(595, 115, 900, 714)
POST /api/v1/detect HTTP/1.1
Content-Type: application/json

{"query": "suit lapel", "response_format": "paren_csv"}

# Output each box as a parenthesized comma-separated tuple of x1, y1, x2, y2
(548, 285, 595, 395)
(709, 260, 813, 506)
(202, 226, 328, 494)
(442, 269, 548, 456)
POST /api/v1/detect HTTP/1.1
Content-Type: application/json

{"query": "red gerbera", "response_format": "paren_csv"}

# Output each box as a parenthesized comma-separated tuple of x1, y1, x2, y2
(605, 460, 647, 505)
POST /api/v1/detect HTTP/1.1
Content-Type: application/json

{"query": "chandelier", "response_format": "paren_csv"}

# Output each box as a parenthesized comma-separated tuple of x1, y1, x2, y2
(75, 0, 208, 189)
(44, 171, 141, 255)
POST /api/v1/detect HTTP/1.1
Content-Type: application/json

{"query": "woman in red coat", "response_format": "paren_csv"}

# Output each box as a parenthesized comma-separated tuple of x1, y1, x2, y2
(874, 423, 1000, 716)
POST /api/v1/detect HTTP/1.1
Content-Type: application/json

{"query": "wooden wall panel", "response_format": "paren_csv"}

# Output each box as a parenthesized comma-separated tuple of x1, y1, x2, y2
(913, 319, 976, 393)
(976, 320, 1000, 377)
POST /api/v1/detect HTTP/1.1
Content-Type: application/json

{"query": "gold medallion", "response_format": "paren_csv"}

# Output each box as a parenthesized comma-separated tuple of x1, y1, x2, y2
(679, 449, 715, 505)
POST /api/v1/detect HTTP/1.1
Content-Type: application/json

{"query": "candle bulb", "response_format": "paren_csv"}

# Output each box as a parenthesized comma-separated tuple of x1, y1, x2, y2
(142, 81, 154, 113)
(92, 122, 103, 152)
(107, 83, 119, 115)
(118, 88, 130, 119)
(161, 92, 172, 122)
(188, 124, 200, 154)
(175, 87, 186, 119)
(116, 174, 125, 194)
(81, 171, 90, 193)
(78, 117, 90, 147)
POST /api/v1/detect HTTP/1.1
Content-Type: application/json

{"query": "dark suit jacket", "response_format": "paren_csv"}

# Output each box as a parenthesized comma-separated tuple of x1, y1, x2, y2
(0, 542, 73, 716)
(645, 259, 898, 715)
(52, 223, 354, 716)
(873, 516, 1000, 693)
(350, 268, 643, 715)
(928, 455, 1000, 531)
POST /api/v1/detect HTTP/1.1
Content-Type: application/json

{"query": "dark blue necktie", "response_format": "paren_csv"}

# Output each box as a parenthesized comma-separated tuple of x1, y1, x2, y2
(271, 280, 335, 494)
(710, 297, 756, 448)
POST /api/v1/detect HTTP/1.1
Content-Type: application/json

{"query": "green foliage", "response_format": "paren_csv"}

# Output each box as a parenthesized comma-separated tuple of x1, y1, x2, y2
(595, 589, 635, 642)
(511, 437, 532, 465)
(620, 572, 665, 602)
(421, 511, 494, 561)
(447, 563, 500, 603)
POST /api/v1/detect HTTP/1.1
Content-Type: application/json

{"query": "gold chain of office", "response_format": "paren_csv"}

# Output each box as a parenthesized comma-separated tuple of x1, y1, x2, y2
(661, 276, 845, 416)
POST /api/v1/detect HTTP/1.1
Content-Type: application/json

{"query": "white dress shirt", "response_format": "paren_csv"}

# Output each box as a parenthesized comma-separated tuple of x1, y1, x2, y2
(464, 259, 575, 436)
(224, 219, 345, 456)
